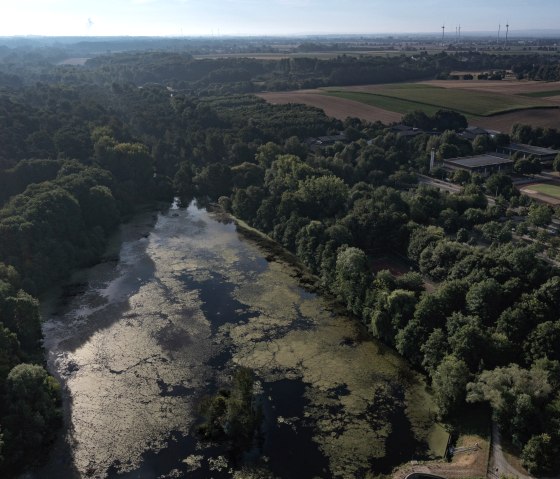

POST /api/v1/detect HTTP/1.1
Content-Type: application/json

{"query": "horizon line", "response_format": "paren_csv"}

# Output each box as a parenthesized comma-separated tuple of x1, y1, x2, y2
(3, 29, 560, 40)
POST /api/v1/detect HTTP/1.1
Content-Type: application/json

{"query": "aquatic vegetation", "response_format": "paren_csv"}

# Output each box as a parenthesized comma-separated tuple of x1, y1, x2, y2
(40, 204, 442, 478)
(198, 367, 262, 450)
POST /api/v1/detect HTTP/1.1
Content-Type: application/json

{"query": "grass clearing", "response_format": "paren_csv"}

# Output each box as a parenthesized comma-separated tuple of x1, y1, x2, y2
(526, 182, 560, 199)
(325, 83, 554, 116)
(427, 423, 451, 458)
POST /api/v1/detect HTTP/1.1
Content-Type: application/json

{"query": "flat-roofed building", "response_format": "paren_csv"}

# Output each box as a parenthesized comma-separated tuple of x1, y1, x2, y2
(461, 126, 490, 141)
(499, 143, 559, 164)
(443, 154, 513, 176)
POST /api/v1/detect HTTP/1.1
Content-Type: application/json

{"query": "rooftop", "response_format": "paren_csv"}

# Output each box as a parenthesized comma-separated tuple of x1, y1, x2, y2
(508, 143, 559, 156)
(444, 154, 513, 169)
(465, 126, 489, 135)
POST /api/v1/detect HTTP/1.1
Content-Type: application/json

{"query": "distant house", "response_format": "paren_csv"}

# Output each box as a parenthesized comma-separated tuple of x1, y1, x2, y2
(443, 153, 513, 176)
(499, 143, 559, 164)
(461, 126, 490, 141)
(460, 126, 502, 141)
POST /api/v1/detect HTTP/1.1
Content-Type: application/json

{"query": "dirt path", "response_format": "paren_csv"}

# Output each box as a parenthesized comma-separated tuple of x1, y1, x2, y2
(489, 423, 533, 479)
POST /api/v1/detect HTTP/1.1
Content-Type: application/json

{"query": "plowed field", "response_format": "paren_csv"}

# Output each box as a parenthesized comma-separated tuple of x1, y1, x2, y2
(258, 91, 402, 123)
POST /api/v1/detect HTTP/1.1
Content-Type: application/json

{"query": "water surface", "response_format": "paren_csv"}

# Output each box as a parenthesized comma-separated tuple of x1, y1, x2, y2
(36, 202, 441, 478)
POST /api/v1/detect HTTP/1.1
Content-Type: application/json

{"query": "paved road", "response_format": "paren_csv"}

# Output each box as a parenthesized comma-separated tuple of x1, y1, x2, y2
(488, 423, 533, 479)
(417, 175, 463, 194)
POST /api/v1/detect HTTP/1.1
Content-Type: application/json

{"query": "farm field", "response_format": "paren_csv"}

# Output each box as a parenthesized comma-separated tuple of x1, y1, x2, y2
(257, 90, 402, 123)
(325, 83, 555, 116)
(420, 79, 560, 95)
(473, 108, 560, 131)
(323, 90, 443, 117)
(259, 79, 560, 131)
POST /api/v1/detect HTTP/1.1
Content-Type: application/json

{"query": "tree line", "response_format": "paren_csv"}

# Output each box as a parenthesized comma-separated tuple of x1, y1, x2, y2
(3, 47, 560, 93)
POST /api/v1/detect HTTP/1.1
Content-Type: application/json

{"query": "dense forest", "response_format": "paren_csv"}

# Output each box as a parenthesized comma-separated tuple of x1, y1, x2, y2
(3, 42, 560, 93)
(1, 45, 560, 476)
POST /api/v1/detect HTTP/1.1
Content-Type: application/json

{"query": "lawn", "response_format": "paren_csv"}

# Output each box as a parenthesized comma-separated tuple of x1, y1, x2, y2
(520, 89, 560, 98)
(527, 183, 560, 199)
(325, 83, 554, 116)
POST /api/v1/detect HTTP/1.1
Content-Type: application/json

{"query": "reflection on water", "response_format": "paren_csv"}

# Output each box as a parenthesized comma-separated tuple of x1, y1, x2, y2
(35, 202, 438, 479)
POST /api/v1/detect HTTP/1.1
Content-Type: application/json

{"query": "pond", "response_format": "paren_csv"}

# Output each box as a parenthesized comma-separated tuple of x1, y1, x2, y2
(34, 201, 444, 479)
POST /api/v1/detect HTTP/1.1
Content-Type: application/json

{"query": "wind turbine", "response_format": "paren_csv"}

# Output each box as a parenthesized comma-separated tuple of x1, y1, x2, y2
(497, 24, 501, 44)
(441, 24, 445, 45)
(505, 22, 510, 46)
(458, 24, 461, 43)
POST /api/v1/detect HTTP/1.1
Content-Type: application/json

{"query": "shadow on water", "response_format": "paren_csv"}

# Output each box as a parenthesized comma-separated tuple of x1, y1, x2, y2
(370, 384, 429, 474)
(44, 214, 160, 355)
(179, 271, 255, 335)
(107, 433, 231, 479)
(260, 379, 331, 479)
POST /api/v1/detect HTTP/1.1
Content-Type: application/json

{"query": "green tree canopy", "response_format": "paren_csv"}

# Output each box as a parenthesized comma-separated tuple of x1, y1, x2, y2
(3, 364, 61, 468)
(432, 355, 470, 416)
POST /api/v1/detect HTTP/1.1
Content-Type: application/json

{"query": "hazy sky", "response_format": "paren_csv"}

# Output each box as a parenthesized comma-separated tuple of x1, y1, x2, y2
(2, 0, 560, 36)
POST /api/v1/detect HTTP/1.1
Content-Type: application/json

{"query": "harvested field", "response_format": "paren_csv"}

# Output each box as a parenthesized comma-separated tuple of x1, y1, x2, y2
(258, 91, 401, 123)
(474, 107, 560, 131)
(259, 80, 560, 130)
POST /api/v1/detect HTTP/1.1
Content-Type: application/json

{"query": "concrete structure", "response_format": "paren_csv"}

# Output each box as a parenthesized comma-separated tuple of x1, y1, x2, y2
(461, 126, 502, 141)
(443, 153, 513, 176)
(499, 143, 559, 164)
(430, 148, 435, 172)
(461, 126, 490, 141)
